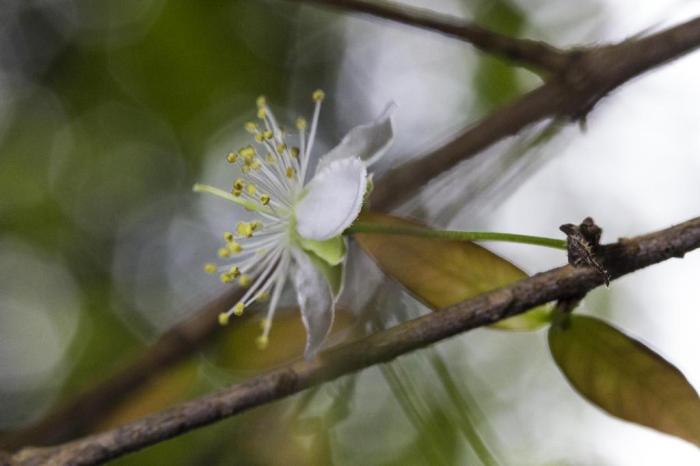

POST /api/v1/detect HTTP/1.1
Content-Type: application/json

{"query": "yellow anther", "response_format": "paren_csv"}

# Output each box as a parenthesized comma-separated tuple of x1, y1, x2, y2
(220, 272, 234, 284)
(237, 222, 253, 238)
(240, 146, 256, 159)
(290, 147, 300, 158)
(260, 194, 270, 206)
(244, 121, 258, 133)
(257, 107, 267, 119)
(226, 152, 238, 163)
(239, 274, 251, 287)
(224, 232, 234, 242)
(232, 188, 242, 197)
(312, 89, 325, 102)
(255, 334, 269, 350)
(250, 159, 262, 170)
(218, 312, 230, 326)
(256, 291, 270, 302)
(296, 117, 307, 130)
(276, 143, 287, 154)
(255, 133, 265, 142)
(246, 185, 256, 196)
(286, 167, 295, 178)
(228, 265, 241, 278)
(218, 247, 230, 258)
(265, 153, 277, 164)
(262, 130, 273, 140)
(251, 220, 263, 231)
(256, 95, 266, 108)
(228, 241, 242, 253)
(233, 302, 245, 316)
(203, 263, 217, 274)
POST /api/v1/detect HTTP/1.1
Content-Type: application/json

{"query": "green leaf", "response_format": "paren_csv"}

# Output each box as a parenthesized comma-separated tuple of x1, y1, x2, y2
(549, 314, 700, 447)
(354, 212, 550, 330)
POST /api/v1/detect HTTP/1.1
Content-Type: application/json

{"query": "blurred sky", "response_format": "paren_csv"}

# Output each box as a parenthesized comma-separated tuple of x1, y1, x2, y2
(1, 0, 699, 465)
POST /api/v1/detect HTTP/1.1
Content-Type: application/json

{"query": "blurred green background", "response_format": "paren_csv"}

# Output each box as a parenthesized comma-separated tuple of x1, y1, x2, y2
(2, 0, 700, 465)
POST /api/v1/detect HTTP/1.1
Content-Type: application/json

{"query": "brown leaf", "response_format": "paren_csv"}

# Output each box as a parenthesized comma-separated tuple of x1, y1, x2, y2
(354, 212, 550, 330)
(549, 314, 700, 446)
(214, 308, 356, 374)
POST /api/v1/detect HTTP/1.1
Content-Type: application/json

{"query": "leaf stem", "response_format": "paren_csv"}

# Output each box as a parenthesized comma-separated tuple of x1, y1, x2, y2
(347, 222, 567, 250)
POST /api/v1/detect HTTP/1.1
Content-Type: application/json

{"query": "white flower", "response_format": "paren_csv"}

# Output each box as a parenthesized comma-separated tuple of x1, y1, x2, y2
(195, 90, 394, 358)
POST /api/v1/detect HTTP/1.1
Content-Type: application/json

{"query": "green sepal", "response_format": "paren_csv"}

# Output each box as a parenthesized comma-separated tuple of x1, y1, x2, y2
(298, 235, 346, 267)
(303, 248, 344, 297)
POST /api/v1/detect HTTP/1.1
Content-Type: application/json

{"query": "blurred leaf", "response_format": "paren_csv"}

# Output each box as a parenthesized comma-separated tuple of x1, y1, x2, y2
(549, 314, 700, 447)
(473, 0, 528, 111)
(213, 308, 356, 373)
(97, 359, 199, 430)
(354, 212, 551, 330)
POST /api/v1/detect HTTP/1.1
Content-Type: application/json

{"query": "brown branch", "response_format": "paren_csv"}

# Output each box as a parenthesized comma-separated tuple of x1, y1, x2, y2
(333, 4, 700, 209)
(0, 288, 244, 450)
(10, 215, 700, 466)
(294, 0, 569, 73)
(6, 7, 700, 451)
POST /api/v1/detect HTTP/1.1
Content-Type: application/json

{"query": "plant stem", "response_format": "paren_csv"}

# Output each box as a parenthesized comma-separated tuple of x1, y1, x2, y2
(347, 222, 567, 250)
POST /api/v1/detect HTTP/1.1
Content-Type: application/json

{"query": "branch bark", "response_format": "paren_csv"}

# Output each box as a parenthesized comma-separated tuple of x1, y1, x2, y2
(6, 5, 700, 451)
(10, 215, 700, 466)
(294, 0, 569, 73)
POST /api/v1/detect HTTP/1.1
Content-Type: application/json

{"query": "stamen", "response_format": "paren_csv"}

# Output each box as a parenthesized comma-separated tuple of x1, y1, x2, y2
(260, 194, 270, 205)
(218, 247, 230, 258)
(218, 313, 230, 326)
(239, 274, 252, 287)
(237, 222, 254, 238)
(312, 89, 325, 102)
(302, 89, 324, 182)
(255, 335, 269, 350)
(203, 263, 217, 274)
(226, 152, 238, 163)
(286, 167, 295, 178)
(233, 302, 245, 316)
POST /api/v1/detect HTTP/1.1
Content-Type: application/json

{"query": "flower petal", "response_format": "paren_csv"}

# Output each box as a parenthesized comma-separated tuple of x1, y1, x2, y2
(291, 249, 335, 359)
(295, 157, 367, 241)
(316, 103, 395, 172)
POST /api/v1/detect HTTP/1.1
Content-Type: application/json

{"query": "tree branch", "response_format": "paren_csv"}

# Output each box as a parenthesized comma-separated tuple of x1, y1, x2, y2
(10, 215, 700, 466)
(326, 3, 700, 209)
(293, 0, 569, 73)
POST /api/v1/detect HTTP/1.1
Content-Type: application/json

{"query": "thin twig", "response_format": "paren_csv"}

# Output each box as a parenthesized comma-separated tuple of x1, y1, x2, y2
(293, 0, 569, 73)
(10, 215, 700, 466)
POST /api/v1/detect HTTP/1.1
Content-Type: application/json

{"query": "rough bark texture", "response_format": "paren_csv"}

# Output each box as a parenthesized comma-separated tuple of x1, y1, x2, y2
(9, 216, 700, 466)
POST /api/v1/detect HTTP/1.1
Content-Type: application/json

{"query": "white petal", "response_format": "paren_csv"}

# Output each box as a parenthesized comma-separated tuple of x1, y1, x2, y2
(296, 157, 367, 241)
(316, 102, 395, 172)
(291, 249, 335, 359)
